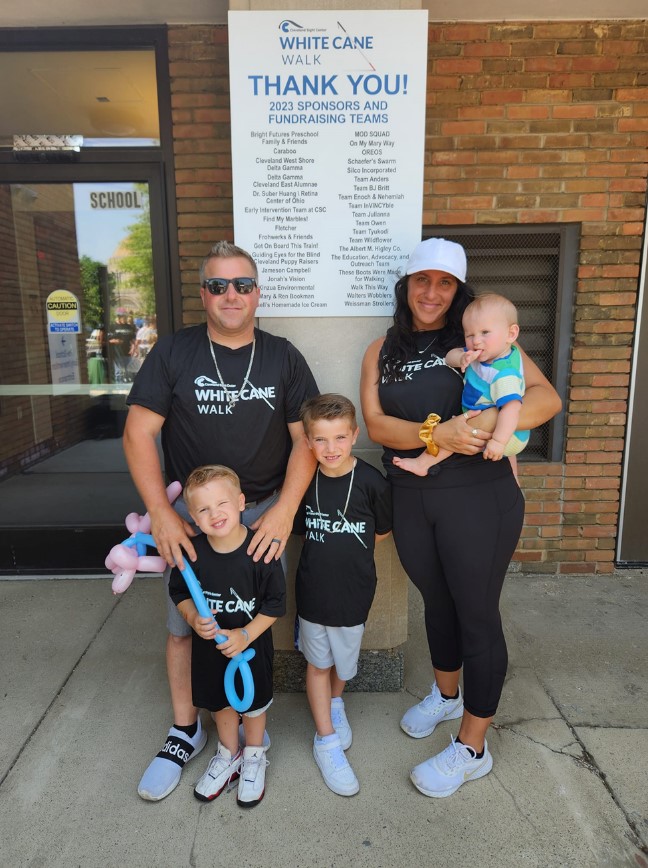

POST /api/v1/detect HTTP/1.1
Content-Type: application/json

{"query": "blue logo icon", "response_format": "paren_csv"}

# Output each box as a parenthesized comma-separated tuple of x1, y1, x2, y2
(279, 19, 302, 32)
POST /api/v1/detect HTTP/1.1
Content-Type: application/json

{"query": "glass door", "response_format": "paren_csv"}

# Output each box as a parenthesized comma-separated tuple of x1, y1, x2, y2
(0, 169, 172, 573)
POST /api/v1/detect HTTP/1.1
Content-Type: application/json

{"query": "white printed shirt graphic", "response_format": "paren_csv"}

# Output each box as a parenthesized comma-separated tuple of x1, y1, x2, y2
(304, 503, 368, 548)
(203, 587, 257, 621)
(194, 374, 276, 414)
(381, 353, 463, 385)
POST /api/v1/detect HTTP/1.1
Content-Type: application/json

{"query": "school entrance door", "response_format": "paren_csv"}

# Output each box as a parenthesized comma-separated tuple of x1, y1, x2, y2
(0, 169, 171, 573)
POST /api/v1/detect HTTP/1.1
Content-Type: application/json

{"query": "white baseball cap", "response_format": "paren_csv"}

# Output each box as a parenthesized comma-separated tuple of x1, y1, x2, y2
(405, 238, 467, 283)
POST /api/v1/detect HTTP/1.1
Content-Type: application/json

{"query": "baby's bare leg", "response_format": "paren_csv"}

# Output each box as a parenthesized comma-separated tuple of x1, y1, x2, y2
(393, 447, 451, 476)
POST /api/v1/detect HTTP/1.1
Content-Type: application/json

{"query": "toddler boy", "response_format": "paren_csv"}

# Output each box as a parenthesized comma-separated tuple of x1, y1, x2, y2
(168, 465, 285, 808)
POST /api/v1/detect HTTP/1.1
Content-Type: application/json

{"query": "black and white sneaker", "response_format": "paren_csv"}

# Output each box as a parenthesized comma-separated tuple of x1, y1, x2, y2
(138, 720, 207, 801)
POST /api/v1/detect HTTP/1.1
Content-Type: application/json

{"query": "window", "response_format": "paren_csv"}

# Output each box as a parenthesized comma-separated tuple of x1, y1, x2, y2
(425, 224, 577, 461)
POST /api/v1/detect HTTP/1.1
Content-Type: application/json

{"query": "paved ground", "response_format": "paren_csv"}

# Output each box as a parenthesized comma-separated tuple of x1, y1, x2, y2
(0, 571, 646, 868)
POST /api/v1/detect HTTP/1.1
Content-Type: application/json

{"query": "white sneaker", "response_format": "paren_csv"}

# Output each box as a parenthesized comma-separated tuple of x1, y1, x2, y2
(400, 683, 463, 739)
(410, 736, 493, 798)
(330, 698, 352, 750)
(313, 734, 359, 797)
(237, 746, 269, 808)
(194, 743, 242, 802)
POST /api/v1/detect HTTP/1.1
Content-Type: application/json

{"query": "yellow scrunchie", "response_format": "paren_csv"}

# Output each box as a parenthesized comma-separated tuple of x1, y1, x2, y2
(419, 413, 442, 456)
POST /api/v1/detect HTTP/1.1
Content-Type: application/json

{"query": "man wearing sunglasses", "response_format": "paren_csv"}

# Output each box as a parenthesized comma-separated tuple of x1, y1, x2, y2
(123, 240, 319, 801)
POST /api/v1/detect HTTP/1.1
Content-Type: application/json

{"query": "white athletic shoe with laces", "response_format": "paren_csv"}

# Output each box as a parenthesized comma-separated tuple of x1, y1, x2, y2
(330, 698, 352, 750)
(410, 736, 493, 798)
(237, 746, 269, 808)
(193, 743, 242, 802)
(400, 683, 464, 739)
(313, 734, 359, 797)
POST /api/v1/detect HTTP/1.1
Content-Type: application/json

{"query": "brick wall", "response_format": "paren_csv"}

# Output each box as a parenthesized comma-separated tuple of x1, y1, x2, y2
(167, 21, 648, 574)
(169, 26, 233, 325)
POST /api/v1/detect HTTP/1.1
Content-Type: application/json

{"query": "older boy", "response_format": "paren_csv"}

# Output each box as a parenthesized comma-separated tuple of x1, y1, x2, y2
(295, 394, 392, 796)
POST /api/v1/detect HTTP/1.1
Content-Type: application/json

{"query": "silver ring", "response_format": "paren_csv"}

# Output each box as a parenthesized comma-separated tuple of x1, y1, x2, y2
(471, 428, 478, 436)
(271, 538, 282, 545)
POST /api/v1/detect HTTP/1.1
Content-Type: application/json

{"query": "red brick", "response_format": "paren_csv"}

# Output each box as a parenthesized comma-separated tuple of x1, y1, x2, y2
(435, 58, 483, 74)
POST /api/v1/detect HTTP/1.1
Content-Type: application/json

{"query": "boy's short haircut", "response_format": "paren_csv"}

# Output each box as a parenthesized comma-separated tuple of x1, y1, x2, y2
(465, 293, 518, 325)
(300, 393, 357, 434)
(184, 464, 242, 505)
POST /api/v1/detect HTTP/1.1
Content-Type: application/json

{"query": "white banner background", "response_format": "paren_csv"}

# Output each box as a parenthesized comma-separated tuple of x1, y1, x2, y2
(229, 10, 428, 316)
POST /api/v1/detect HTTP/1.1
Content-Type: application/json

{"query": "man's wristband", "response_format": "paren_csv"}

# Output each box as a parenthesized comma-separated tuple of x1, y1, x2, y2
(419, 413, 442, 457)
(240, 628, 250, 644)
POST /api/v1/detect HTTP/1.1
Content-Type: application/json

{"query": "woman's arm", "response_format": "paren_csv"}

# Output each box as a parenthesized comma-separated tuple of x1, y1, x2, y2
(436, 344, 561, 451)
(514, 344, 562, 430)
(360, 337, 561, 456)
(360, 337, 485, 454)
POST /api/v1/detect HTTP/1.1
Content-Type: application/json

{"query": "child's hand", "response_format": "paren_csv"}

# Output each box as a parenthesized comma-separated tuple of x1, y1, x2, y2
(216, 628, 250, 658)
(483, 439, 505, 461)
(460, 349, 482, 372)
(192, 614, 218, 641)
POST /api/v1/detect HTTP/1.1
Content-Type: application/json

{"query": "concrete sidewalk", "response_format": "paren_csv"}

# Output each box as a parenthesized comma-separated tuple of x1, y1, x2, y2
(0, 571, 646, 868)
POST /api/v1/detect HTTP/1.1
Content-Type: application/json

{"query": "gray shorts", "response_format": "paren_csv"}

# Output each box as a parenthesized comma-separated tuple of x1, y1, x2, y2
(166, 491, 283, 637)
(241, 698, 272, 719)
(297, 617, 364, 681)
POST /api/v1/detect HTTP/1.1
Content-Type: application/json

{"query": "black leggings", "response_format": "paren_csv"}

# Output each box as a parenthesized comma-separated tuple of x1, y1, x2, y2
(392, 461, 524, 718)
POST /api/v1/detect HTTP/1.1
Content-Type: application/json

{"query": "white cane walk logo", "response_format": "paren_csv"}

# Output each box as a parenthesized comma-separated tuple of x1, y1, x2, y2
(194, 374, 276, 414)
(381, 354, 462, 385)
(304, 503, 367, 548)
(204, 587, 256, 620)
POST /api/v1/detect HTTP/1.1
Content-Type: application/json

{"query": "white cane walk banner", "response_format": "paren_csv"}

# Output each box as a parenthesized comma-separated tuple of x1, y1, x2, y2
(229, 10, 428, 317)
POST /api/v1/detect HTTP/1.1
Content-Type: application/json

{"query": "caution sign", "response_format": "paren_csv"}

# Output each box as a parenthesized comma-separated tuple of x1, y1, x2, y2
(46, 290, 81, 385)
(46, 290, 81, 333)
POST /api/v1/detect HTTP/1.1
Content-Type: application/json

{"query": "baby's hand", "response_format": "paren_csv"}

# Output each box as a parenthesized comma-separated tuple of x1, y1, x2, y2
(215, 628, 249, 658)
(193, 614, 217, 641)
(483, 439, 505, 461)
(460, 349, 482, 372)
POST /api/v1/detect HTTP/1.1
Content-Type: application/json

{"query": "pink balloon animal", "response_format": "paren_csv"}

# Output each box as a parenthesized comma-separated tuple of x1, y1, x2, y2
(106, 481, 183, 594)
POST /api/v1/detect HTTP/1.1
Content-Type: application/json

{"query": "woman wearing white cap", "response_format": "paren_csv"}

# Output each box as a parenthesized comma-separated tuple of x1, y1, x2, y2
(360, 237, 561, 797)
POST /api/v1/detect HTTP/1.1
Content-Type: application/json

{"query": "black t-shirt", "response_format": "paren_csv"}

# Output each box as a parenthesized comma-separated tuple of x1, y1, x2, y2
(294, 458, 392, 627)
(168, 529, 286, 713)
(378, 329, 481, 480)
(127, 325, 318, 498)
(110, 322, 136, 354)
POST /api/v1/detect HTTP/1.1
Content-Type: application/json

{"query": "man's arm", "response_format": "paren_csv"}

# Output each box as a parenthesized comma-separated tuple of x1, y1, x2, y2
(247, 420, 316, 563)
(123, 404, 196, 569)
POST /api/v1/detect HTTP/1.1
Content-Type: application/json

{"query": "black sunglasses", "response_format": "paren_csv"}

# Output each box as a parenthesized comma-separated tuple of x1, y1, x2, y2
(202, 277, 258, 295)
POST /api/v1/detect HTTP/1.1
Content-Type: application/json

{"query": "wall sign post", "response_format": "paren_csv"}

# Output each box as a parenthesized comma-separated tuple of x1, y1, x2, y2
(229, 10, 428, 317)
